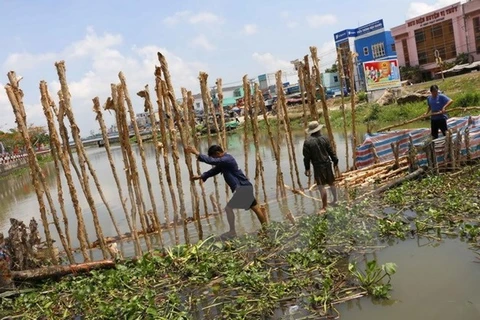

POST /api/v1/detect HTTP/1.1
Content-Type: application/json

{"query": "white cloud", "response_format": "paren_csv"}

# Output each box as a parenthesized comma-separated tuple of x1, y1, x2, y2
(252, 52, 294, 72)
(407, 0, 459, 18)
(1, 28, 206, 133)
(163, 11, 224, 26)
(280, 11, 290, 18)
(286, 21, 298, 29)
(243, 24, 258, 35)
(191, 34, 216, 51)
(306, 14, 337, 28)
(189, 12, 223, 24)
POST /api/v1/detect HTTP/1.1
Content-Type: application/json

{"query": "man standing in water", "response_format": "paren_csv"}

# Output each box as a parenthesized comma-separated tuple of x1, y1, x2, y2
(424, 85, 453, 139)
(302, 121, 338, 214)
(186, 145, 268, 240)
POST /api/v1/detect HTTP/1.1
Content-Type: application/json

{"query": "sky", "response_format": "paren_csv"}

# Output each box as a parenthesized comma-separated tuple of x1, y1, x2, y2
(0, 0, 461, 135)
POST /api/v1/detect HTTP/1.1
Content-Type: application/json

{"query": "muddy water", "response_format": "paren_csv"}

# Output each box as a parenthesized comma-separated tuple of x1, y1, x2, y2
(0, 129, 354, 252)
(338, 238, 480, 320)
(2, 127, 478, 319)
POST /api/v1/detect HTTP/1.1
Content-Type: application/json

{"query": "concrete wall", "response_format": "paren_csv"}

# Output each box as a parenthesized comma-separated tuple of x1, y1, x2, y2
(322, 72, 341, 91)
(463, 0, 480, 61)
(391, 2, 466, 71)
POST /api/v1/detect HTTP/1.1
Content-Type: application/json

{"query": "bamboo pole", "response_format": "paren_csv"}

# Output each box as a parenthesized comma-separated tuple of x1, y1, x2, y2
(187, 91, 210, 217)
(54, 92, 90, 261)
(39, 81, 75, 264)
(198, 71, 221, 213)
(257, 88, 287, 199)
(253, 83, 268, 203)
(160, 80, 190, 244)
(119, 72, 161, 234)
(246, 78, 260, 198)
(107, 85, 145, 253)
(4, 74, 58, 264)
(115, 83, 152, 251)
(94, 97, 142, 254)
(277, 71, 302, 189)
(181, 88, 203, 239)
(348, 51, 358, 169)
(55, 61, 109, 259)
(154, 68, 179, 242)
(337, 48, 350, 169)
(137, 86, 170, 226)
(303, 55, 319, 121)
(216, 78, 228, 149)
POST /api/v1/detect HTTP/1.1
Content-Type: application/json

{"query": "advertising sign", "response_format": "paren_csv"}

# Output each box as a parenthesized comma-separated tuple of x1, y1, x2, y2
(356, 19, 384, 37)
(334, 19, 384, 42)
(363, 59, 401, 91)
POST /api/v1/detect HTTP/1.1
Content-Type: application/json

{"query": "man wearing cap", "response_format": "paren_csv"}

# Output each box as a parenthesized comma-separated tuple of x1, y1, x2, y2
(303, 121, 339, 213)
(185, 144, 268, 240)
(424, 85, 453, 139)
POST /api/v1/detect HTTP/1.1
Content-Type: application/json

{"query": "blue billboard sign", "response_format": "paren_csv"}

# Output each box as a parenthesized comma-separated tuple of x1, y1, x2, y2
(334, 19, 384, 42)
(356, 19, 384, 37)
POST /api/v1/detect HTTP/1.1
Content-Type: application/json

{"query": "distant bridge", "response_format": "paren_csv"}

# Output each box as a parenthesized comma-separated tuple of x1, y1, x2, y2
(76, 130, 154, 148)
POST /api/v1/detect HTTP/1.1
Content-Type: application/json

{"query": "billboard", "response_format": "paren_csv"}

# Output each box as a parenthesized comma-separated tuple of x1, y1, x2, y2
(363, 59, 401, 91)
(334, 19, 384, 42)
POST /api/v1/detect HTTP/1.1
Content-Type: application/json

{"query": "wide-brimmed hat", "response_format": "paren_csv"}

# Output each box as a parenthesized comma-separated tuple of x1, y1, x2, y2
(306, 121, 324, 134)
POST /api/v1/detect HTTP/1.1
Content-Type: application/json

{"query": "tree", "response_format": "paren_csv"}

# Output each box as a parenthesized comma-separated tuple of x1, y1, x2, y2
(0, 125, 49, 153)
(325, 64, 338, 73)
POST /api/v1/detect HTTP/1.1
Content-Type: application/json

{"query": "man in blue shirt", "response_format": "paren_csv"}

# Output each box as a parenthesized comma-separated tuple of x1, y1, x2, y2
(424, 85, 453, 139)
(186, 145, 268, 239)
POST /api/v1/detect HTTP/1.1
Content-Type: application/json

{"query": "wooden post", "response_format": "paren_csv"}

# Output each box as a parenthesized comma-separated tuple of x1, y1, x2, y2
(119, 72, 161, 234)
(390, 140, 400, 169)
(253, 84, 268, 203)
(242, 76, 251, 179)
(216, 78, 228, 149)
(303, 55, 319, 121)
(258, 88, 287, 199)
(310, 46, 337, 160)
(408, 136, 418, 171)
(337, 48, 350, 170)
(154, 67, 178, 234)
(187, 91, 210, 218)
(56, 62, 112, 259)
(159, 75, 190, 244)
(348, 51, 358, 169)
(54, 93, 91, 261)
(5, 75, 60, 264)
(39, 82, 75, 264)
(454, 131, 461, 167)
(137, 86, 170, 230)
(216, 79, 230, 201)
(465, 128, 471, 161)
(199, 71, 221, 213)
(276, 71, 302, 190)
(94, 97, 142, 254)
(181, 88, 203, 240)
(107, 85, 146, 252)
(115, 83, 153, 251)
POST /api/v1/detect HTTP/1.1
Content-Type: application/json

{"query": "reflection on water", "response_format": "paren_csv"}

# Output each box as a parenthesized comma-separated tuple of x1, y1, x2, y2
(0, 129, 352, 248)
(338, 238, 480, 320)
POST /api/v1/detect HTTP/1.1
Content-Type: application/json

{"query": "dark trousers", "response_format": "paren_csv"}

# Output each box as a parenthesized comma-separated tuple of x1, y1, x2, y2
(431, 118, 447, 139)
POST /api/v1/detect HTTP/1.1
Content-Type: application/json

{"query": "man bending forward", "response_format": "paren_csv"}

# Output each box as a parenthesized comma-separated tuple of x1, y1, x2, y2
(186, 145, 268, 239)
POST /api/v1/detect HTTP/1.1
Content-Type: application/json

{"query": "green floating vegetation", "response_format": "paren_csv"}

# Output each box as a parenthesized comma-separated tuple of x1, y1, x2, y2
(1, 205, 397, 320)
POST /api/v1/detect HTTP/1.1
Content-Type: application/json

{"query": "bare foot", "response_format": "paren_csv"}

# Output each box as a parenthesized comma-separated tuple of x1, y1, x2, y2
(219, 231, 237, 241)
(318, 208, 327, 215)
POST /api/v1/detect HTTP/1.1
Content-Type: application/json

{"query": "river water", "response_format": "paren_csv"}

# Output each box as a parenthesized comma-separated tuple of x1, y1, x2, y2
(1, 128, 479, 319)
